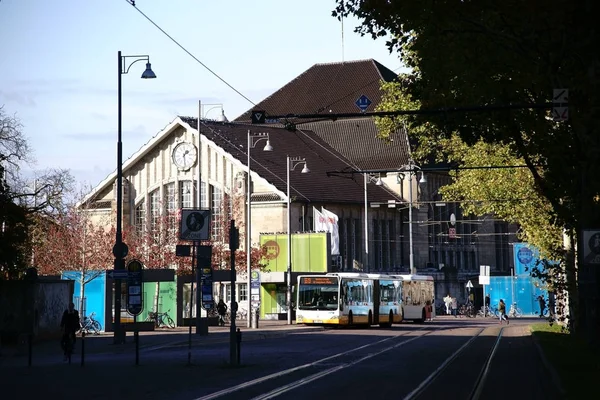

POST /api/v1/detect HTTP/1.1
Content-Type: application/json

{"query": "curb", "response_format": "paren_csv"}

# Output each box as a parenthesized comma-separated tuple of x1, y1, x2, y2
(529, 327, 567, 397)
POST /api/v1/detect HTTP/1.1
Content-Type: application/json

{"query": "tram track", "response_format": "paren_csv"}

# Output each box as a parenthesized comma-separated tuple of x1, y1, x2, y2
(405, 325, 505, 400)
(192, 326, 437, 400)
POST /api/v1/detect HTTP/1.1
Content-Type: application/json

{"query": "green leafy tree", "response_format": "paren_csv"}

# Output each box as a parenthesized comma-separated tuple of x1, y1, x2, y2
(334, 1, 600, 333)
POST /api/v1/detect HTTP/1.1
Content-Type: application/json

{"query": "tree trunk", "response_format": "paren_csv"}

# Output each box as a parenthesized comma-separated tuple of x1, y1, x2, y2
(154, 281, 160, 313)
(79, 273, 86, 317)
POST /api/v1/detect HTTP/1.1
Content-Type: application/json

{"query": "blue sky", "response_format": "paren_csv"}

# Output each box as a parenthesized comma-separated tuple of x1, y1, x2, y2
(0, 0, 403, 190)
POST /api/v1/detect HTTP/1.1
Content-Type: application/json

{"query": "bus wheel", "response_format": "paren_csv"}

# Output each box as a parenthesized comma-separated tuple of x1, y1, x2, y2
(367, 311, 372, 326)
(380, 311, 393, 328)
(348, 312, 353, 327)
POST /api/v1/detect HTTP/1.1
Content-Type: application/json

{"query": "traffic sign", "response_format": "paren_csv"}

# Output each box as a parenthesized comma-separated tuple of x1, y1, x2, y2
(126, 259, 144, 316)
(552, 88, 568, 121)
(466, 280, 473, 289)
(106, 269, 129, 279)
(250, 270, 261, 309)
(355, 95, 372, 112)
(251, 110, 266, 124)
(180, 209, 211, 241)
(200, 267, 214, 310)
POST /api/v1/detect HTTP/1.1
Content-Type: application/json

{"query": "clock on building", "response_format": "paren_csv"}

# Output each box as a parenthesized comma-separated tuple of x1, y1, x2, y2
(172, 141, 197, 170)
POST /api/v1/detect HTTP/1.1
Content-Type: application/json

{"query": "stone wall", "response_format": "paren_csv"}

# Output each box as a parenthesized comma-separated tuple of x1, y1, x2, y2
(0, 279, 73, 345)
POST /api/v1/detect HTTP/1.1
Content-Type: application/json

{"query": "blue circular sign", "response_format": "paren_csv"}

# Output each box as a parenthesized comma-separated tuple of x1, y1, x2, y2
(517, 247, 533, 264)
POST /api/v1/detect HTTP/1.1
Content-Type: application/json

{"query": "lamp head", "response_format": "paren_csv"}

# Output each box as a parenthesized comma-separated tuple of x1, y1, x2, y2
(301, 165, 310, 174)
(217, 109, 228, 122)
(141, 62, 157, 79)
(263, 140, 273, 152)
(375, 177, 383, 186)
(419, 172, 427, 184)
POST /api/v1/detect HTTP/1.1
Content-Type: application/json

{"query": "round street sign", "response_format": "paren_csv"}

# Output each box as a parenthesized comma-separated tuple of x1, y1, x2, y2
(112, 242, 129, 259)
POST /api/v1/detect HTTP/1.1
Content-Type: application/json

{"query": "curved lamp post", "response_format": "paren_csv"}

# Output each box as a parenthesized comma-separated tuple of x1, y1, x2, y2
(287, 156, 309, 324)
(398, 159, 426, 275)
(113, 51, 156, 343)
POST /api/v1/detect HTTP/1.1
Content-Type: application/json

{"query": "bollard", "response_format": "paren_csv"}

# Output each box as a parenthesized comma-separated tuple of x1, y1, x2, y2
(236, 328, 242, 365)
(135, 330, 139, 366)
(251, 308, 259, 329)
(81, 331, 85, 367)
(28, 333, 32, 367)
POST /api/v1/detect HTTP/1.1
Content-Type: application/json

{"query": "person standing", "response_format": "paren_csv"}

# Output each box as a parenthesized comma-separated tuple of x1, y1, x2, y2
(451, 297, 458, 318)
(443, 294, 452, 315)
(538, 296, 547, 317)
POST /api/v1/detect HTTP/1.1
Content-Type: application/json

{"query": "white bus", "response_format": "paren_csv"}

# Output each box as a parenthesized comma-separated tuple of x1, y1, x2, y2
(296, 273, 404, 327)
(398, 274, 436, 322)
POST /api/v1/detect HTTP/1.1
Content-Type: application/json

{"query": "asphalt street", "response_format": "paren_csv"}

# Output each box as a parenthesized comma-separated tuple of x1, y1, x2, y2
(0, 317, 563, 400)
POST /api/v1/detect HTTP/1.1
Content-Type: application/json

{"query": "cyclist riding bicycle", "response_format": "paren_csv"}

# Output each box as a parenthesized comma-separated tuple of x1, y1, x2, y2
(60, 302, 80, 360)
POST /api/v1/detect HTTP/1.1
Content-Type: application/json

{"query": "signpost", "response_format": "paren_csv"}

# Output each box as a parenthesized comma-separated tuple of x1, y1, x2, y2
(479, 265, 490, 316)
(126, 259, 143, 365)
(180, 209, 211, 242)
(200, 267, 214, 311)
(106, 269, 129, 280)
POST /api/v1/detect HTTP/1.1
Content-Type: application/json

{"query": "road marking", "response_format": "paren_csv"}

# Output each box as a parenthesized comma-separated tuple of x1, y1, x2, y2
(192, 328, 427, 400)
(250, 331, 431, 400)
(402, 327, 487, 400)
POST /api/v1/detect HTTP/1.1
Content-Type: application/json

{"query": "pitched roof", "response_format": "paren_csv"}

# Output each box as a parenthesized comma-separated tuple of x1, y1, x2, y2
(235, 59, 398, 122)
(180, 117, 400, 205)
(233, 59, 410, 170)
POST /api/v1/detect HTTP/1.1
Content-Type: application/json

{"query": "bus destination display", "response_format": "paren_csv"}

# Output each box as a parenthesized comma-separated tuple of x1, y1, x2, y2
(300, 276, 337, 285)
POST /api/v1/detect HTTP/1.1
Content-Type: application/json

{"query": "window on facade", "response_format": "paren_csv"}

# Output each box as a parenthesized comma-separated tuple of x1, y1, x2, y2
(239, 283, 247, 301)
(164, 183, 176, 231)
(211, 185, 223, 241)
(179, 180, 193, 208)
(134, 201, 145, 236)
(149, 189, 160, 232)
(200, 181, 208, 208)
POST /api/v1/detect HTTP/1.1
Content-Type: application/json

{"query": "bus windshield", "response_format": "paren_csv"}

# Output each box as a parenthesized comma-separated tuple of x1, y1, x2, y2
(298, 276, 339, 310)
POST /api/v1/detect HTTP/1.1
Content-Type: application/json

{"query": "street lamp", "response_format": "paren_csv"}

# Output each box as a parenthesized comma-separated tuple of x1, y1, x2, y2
(200, 102, 228, 122)
(287, 156, 309, 324)
(398, 160, 426, 275)
(363, 173, 382, 272)
(247, 131, 273, 328)
(113, 51, 156, 343)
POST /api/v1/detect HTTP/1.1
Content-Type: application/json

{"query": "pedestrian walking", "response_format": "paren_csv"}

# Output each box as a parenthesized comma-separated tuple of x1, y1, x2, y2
(60, 302, 80, 360)
(217, 299, 228, 326)
(498, 299, 509, 324)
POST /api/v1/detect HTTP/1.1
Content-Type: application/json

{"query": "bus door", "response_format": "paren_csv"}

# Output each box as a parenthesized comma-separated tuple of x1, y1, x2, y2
(373, 280, 380, 324)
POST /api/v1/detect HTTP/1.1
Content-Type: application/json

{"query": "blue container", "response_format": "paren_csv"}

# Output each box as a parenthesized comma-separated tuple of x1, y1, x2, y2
(487, 276, 547, 316)
(62, 271, 106, 330)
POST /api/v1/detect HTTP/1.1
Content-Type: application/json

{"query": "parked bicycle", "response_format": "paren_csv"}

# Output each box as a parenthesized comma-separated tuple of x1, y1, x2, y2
(80, 312, 102, 335)
(508, 302, 523, 318)
(459, 303, 476, 318)
(146, 310, 175, 328)
(477, 305, 499, 318)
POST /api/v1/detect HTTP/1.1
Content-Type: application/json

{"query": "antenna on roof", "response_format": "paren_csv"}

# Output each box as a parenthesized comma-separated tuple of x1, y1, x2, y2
(341, 13, 345, 62)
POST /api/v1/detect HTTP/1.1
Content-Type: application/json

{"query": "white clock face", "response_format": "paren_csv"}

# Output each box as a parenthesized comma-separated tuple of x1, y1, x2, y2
(172, 142, 197, 170)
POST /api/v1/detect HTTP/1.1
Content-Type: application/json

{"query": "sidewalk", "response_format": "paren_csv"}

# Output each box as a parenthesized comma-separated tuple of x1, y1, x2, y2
(0, 319, 321, 365)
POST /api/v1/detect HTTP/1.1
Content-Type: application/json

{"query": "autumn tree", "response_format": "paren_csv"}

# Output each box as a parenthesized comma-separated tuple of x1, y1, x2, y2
(335, 0, 599, 336)
(34, 204, 113, 313)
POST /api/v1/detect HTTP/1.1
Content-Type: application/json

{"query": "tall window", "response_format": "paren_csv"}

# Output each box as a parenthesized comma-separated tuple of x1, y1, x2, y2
(200, 181, 208, 208)
(134, 201, 145, 236)
(179, 180, 193, 208)
(149, 189, 160, 231)
(164, 183, 176, 231)
(211, 185, 223, 241)
(239, 283, 248, 302)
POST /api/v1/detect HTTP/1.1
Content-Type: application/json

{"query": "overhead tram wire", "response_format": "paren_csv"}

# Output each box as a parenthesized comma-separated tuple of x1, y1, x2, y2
(125, 0, 256, 107)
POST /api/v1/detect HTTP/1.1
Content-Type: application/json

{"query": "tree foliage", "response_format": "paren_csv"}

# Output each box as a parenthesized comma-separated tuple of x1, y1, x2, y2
(334, 1, 600, 331)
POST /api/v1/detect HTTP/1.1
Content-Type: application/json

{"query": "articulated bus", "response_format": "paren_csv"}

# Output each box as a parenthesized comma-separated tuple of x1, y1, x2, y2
(296, 273, 403, 327)
(398, 275, 436, 322)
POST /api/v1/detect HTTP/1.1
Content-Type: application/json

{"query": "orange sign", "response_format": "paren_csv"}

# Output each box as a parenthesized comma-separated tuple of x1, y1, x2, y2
(300, 276, 337, 285)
